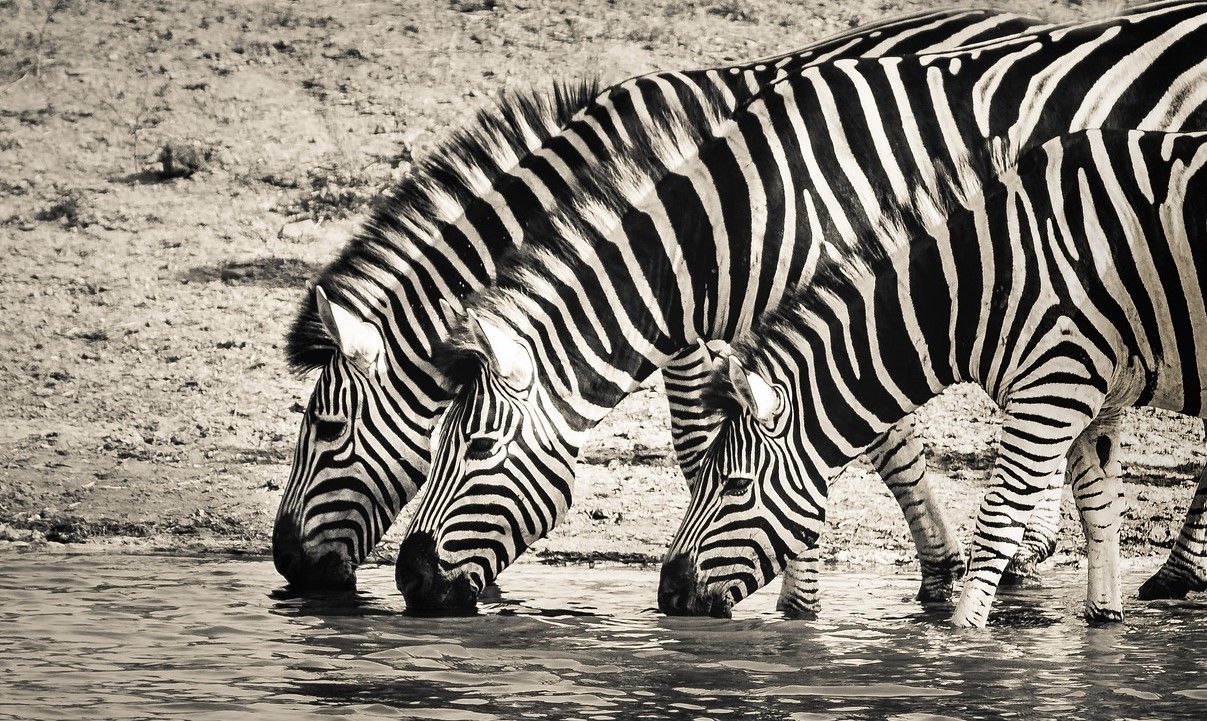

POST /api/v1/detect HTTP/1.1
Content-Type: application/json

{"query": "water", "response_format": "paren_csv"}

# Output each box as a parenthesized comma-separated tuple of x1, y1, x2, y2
(1, 553, 1205, 720)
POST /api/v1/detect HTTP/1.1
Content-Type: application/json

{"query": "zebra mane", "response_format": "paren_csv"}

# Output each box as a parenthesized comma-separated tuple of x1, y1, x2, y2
(285, 78, 603, 374)
(435, 81, 733, 386)
(704, 135, 1025, 416)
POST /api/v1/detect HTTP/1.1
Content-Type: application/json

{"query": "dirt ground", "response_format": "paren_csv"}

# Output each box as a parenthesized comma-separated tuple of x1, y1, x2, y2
(2, 0, 1204, 577)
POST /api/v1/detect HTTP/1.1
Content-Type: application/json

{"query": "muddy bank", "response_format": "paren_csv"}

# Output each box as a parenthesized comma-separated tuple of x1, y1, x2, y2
(1, 0, 1203, 578)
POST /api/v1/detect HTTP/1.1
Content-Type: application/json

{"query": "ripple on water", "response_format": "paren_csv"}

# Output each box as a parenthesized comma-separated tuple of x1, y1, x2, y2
(0, 553, 1204, 721)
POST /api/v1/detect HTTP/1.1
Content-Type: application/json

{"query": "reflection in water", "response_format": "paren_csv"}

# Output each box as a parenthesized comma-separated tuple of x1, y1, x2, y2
(0, 553, 1205, 720)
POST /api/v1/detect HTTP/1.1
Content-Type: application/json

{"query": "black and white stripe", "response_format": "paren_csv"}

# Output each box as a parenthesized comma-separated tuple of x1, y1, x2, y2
(664, 128, 1207, 627)
(270, 9, 1034, 589)
(395, 2, 1207, 611)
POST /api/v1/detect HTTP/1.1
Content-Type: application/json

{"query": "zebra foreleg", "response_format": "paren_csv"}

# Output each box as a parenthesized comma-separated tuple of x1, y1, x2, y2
(864, 415, 965, 604)
(1067, 409, 1126, 623)
(1139, 420, 1207, 600)
(952, 387, 1102, 629)
(776, 545, 822, 618)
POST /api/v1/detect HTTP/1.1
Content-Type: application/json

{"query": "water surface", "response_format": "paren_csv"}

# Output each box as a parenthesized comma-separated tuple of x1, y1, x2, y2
(1, 553, 1205, 720)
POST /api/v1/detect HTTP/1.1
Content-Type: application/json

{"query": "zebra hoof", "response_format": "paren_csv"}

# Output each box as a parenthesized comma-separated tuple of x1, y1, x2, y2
(1000, 557, 1038, 586)
(916, 581, 954, 604)
(1084, 603, 1124, 625)
(1002, 540, 1057, 585)
(916, 556, 964, 603)
(1137, 568, 1205, 600)
(777, 598, 820, 620)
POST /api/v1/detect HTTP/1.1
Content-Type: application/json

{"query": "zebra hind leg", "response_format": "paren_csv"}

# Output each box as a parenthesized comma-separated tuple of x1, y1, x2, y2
(1139, 422, 1207, 600)
(864, 415, 965, 604)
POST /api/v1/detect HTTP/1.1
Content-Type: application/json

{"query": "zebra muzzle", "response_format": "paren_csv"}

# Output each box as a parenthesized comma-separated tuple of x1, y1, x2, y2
(395, 533, 480, 614)
(271, 523, 357, 591)
(658, 554, 729, 617)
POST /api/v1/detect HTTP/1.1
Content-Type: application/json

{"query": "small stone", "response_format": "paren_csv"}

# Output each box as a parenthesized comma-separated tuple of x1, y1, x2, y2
(158, 140, 213, 178)
(279, 219, 317, 240)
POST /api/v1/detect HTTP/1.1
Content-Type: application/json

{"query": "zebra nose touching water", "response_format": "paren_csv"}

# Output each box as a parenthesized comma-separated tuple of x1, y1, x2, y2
(390, 1, 1207, 618)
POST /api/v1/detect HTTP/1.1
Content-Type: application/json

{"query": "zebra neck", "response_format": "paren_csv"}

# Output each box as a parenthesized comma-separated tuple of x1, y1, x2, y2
(763, 236, 964, 472)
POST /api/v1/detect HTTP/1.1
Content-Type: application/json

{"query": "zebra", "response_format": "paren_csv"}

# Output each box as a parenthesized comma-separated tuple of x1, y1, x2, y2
(661, 127, 1207, 627)
(272, 8, 1044, 593)
(394, 1, 1207, 612)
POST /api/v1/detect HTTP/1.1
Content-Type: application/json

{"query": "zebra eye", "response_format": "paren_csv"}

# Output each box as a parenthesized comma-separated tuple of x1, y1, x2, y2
(722, 475, 754, 497)
(314, 418, 347, 442)
(466, 436, 498, 460)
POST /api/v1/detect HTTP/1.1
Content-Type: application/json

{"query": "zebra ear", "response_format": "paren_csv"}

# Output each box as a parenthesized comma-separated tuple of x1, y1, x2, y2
(314, 286, 386, 374)
(466, 310, 533, 391)
(726, 358, 782, 425)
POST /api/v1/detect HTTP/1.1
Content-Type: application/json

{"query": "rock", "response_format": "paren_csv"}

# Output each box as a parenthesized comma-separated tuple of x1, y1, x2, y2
(451, 0, 497, 11)
(0, 524, 46, 543)
(279, 219, 317, 240)
(158, 140, 213, 178)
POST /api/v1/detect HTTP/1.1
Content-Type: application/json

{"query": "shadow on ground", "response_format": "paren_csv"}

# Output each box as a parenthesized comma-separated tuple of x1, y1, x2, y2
(183, 257, 321, 288)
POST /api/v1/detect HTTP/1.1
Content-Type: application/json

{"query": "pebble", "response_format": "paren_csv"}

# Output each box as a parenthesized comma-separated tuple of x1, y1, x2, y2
(279, 219, 317, 240)
(0, 524, 47, 544)
(158, 140, 213, 178)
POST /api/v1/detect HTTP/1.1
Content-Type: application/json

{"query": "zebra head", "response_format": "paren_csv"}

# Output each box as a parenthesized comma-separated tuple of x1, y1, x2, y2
(660, 355, 822, 617)
(395, 310, 579, 612)
(273, 286, 418, 590)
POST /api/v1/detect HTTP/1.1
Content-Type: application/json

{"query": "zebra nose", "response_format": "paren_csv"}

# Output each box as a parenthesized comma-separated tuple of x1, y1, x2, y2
(658, 554, 699, 616)
(396, 533, 440, 607)
(272, 524, 357, 591)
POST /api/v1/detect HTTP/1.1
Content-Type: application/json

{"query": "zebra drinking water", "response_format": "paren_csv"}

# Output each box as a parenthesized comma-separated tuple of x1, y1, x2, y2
(395, 2, 1207, 612)
(271, 8, 1041, 593)
(660, 128, 1207, 627)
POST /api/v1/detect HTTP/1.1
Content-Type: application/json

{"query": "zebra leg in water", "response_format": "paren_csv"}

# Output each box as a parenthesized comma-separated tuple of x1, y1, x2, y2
(953, 394, 1105, 628)
(780, 412, 1068, 608)
(1139, 419, 1207, 600)
(863, 416, 964, 602)
(1067, 410, 1127, 622)
(663, 345, 823, 616)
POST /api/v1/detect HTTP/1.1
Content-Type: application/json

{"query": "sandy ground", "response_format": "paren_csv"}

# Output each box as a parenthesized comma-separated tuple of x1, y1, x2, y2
(2, 0, 1204, 576)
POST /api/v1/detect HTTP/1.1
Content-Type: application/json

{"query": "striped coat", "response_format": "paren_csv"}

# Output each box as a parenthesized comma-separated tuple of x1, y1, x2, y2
(663, 128, 1207, 627)
(271, 9, 1038, 590)
(395, 2, 1207, 611)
